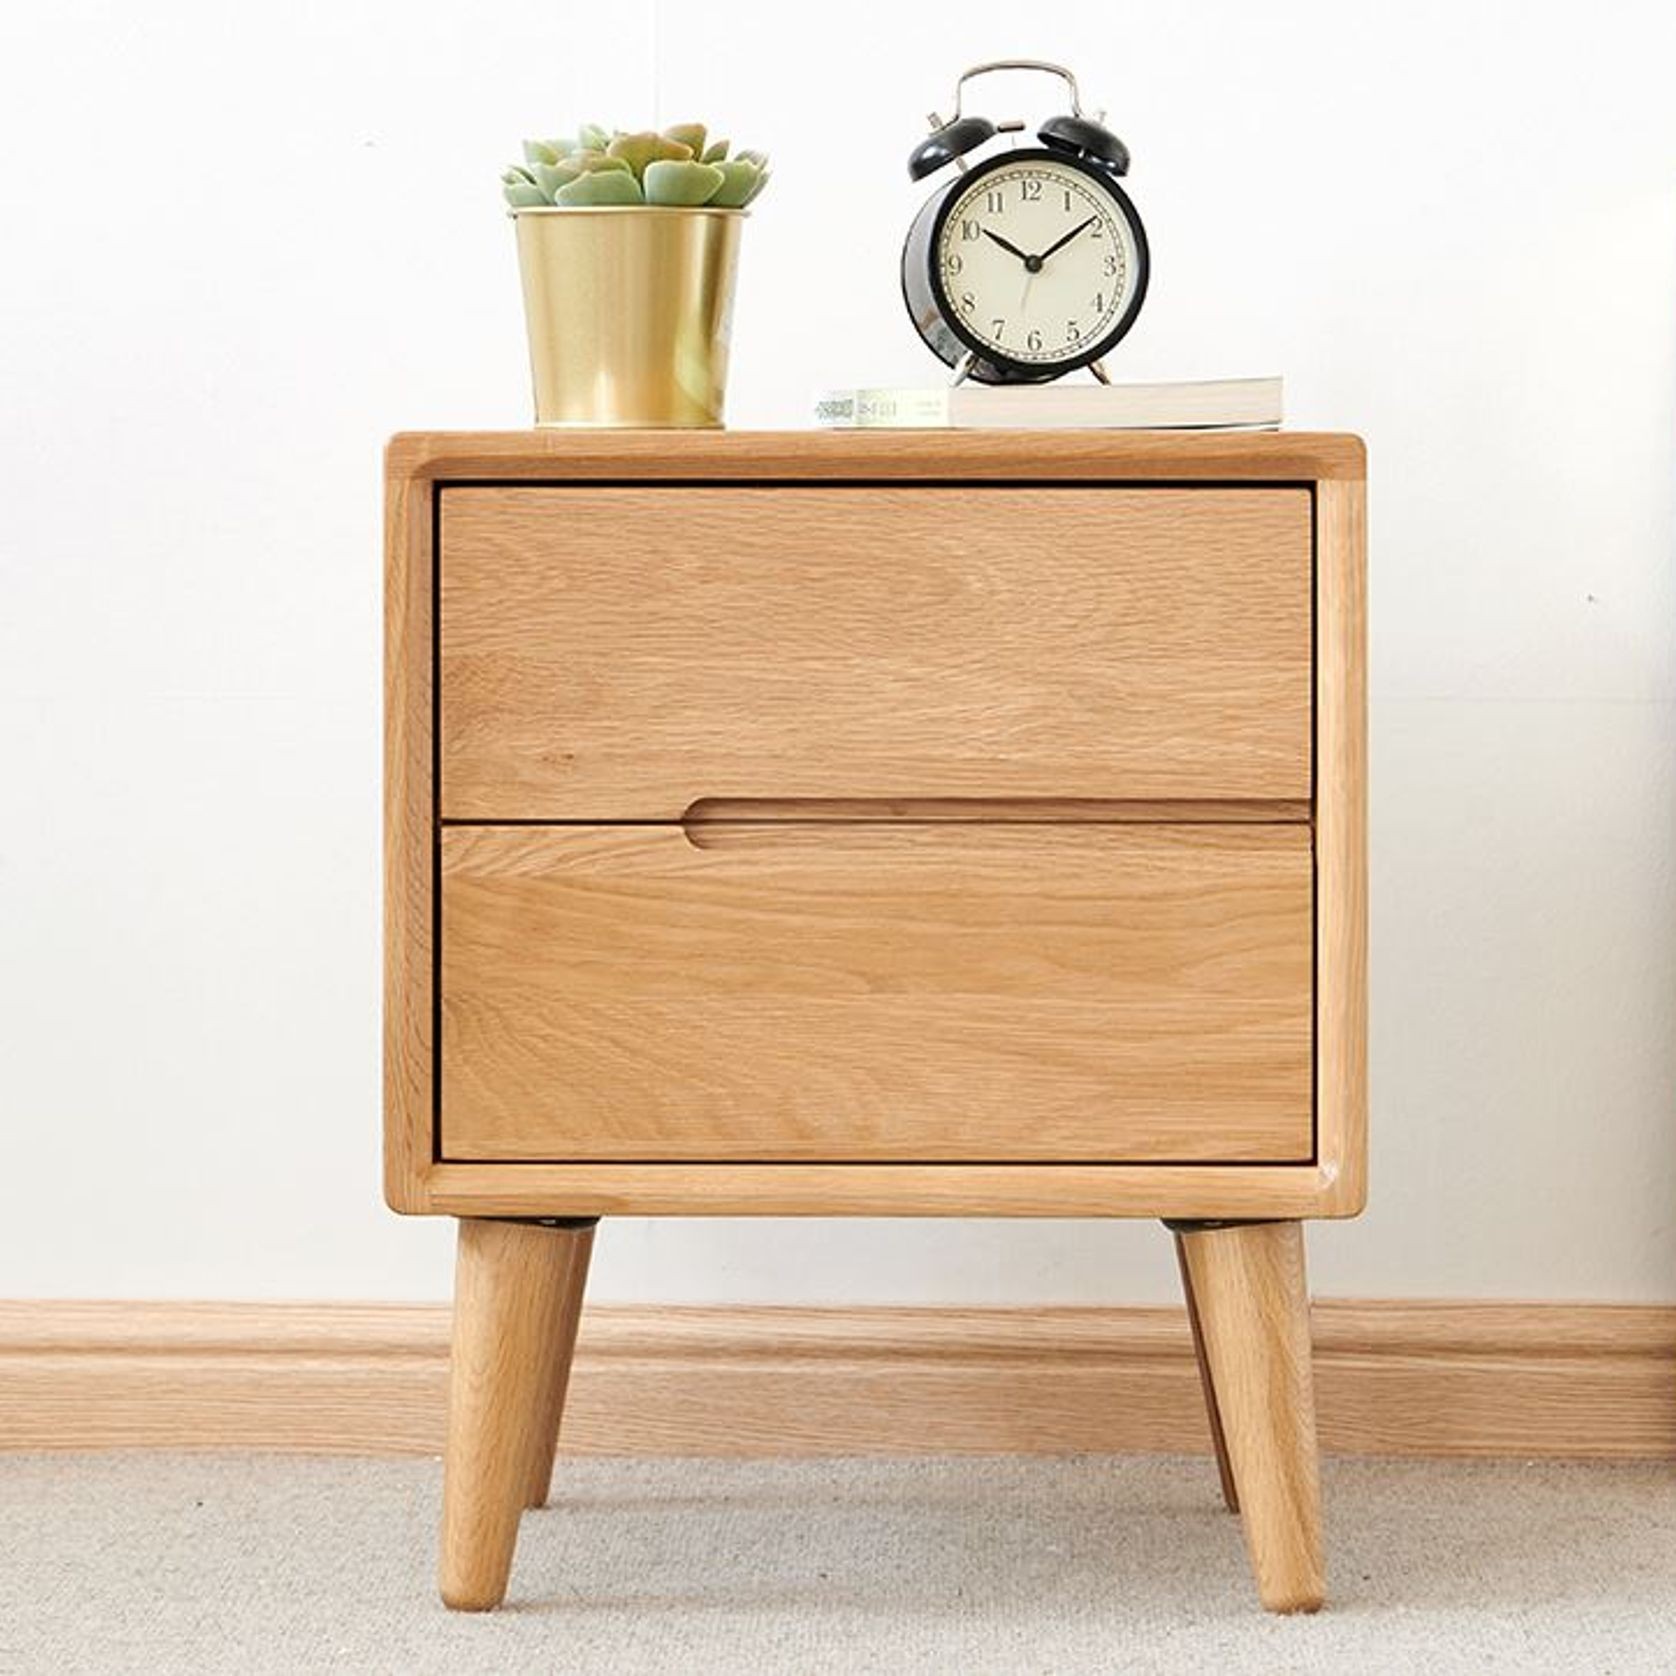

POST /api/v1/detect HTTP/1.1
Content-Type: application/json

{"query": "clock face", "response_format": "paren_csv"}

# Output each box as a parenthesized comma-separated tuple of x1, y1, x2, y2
(933, 156, 1143, 369)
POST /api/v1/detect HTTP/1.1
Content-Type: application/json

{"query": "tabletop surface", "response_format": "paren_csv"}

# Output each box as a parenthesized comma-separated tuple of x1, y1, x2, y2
(386, 428, 1367, 484)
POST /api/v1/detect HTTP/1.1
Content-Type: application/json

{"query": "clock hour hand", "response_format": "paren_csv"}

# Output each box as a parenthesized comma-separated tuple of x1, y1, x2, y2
(1034, 216, 1098, 265)
(981, 228, 1035, 266)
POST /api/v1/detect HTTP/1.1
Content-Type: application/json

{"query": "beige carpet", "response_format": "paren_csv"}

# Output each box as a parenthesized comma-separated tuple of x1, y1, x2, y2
(2, 1454, 1674, 1674)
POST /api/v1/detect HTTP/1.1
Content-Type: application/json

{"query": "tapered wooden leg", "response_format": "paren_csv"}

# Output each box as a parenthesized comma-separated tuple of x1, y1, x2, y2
(1171, 1229, 1239, 1514)
(522, 1220, 596, 1510)
(440, 1217, 594, 1611)
(1173, 1220, 1324, 1614)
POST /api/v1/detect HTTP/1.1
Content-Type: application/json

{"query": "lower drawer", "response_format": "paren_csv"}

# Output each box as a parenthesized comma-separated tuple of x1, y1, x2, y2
(439, 823, 1314, 1163)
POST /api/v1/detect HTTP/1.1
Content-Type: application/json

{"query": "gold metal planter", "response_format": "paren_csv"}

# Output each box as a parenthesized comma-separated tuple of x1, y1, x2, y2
(513, 207, 745, 428)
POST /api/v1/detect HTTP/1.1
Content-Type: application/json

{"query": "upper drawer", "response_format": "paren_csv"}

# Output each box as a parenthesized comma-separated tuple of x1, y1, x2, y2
(439, 486, 1312, 819)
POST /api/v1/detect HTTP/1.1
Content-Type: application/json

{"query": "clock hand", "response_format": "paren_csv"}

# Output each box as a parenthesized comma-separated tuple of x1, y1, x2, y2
(981, 228, 1034, 266)
(1033, 216, 1098, 265)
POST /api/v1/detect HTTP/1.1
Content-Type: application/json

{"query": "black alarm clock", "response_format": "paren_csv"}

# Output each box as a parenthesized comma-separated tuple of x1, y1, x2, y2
(901, 60, 1150, 385)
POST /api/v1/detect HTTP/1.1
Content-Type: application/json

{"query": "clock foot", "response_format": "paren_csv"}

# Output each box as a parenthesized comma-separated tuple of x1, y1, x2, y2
(1089, 358, 1111, 385)
(949, 349, 978, 387)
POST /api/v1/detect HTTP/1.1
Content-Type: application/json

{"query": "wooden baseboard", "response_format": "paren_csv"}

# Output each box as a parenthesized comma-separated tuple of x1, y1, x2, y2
(1, 1300, 1672, 1459)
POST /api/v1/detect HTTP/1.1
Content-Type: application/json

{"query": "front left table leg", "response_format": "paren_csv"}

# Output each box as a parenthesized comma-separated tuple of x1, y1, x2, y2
(439, 1216, 598, 1611)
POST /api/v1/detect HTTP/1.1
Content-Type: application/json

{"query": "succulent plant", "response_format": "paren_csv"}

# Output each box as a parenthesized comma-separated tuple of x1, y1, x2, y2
(502, 123, 770, 210)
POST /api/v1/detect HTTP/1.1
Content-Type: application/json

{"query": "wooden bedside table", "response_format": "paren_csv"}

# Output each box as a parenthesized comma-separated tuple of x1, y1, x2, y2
(384, 429, 1366, 1615)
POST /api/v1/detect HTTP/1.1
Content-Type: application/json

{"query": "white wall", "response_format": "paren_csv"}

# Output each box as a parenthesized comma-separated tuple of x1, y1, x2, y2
(3, 1, 1674, 1304)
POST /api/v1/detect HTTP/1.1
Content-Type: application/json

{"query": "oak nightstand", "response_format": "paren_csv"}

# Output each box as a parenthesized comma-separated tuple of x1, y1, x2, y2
(384, 429, 1367, 1614)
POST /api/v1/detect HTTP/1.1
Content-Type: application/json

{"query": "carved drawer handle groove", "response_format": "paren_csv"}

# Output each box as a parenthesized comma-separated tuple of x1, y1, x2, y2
(680, 796, 1310, 846)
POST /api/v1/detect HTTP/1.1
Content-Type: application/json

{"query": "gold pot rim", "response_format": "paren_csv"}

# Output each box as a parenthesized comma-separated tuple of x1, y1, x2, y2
(509, 205, 751, 218)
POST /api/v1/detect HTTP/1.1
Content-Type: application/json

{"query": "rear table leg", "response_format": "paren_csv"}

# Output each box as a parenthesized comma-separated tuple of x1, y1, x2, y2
(1170, 1225, 1239, 1513)
(524, 1218, 597, 1509)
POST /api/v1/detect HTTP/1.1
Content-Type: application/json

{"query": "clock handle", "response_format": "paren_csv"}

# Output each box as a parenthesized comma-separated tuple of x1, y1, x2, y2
(950, 60, 1087, 121)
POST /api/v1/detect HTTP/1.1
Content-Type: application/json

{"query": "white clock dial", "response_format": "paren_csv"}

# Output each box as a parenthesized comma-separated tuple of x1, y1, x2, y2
(935, 160, 1139, 365)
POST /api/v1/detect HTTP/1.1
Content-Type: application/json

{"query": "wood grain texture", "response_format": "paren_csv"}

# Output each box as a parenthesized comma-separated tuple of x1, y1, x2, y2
(385, 430, 1368, 1220)
(1314, 477, 1369, 1214)
(5, 1300, 1672, 1459)
(440, 1220, 577, 1610)
(440, 487, 1312, 818)
(389, 428, 1367, 483)
(1179, 1222, 1323, 1612)
(421, 1161, 1339, 1219)
(439, 823, 1314, 1163)
(383, 461, 433, 1212)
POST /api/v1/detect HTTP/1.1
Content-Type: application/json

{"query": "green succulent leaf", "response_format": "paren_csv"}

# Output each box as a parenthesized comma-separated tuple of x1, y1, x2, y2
(607, 129, 694, 178)
(500, 122, 768, 208)
(531, 160, 581, 199)
(555, 168, 644, 206)
(707, 159, 761, 208)
(564, 149, 633, 174)
(662, 122, 707, 159)
(643, 159, 726, 205)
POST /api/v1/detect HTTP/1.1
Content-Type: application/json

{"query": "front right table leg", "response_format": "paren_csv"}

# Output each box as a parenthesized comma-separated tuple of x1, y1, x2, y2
(1168, 1219, 1324, 1614)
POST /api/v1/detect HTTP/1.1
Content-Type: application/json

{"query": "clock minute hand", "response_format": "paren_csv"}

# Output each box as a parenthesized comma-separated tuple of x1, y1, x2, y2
(980, 228, 1034, 266)
(1034, 216, 1097, 265)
